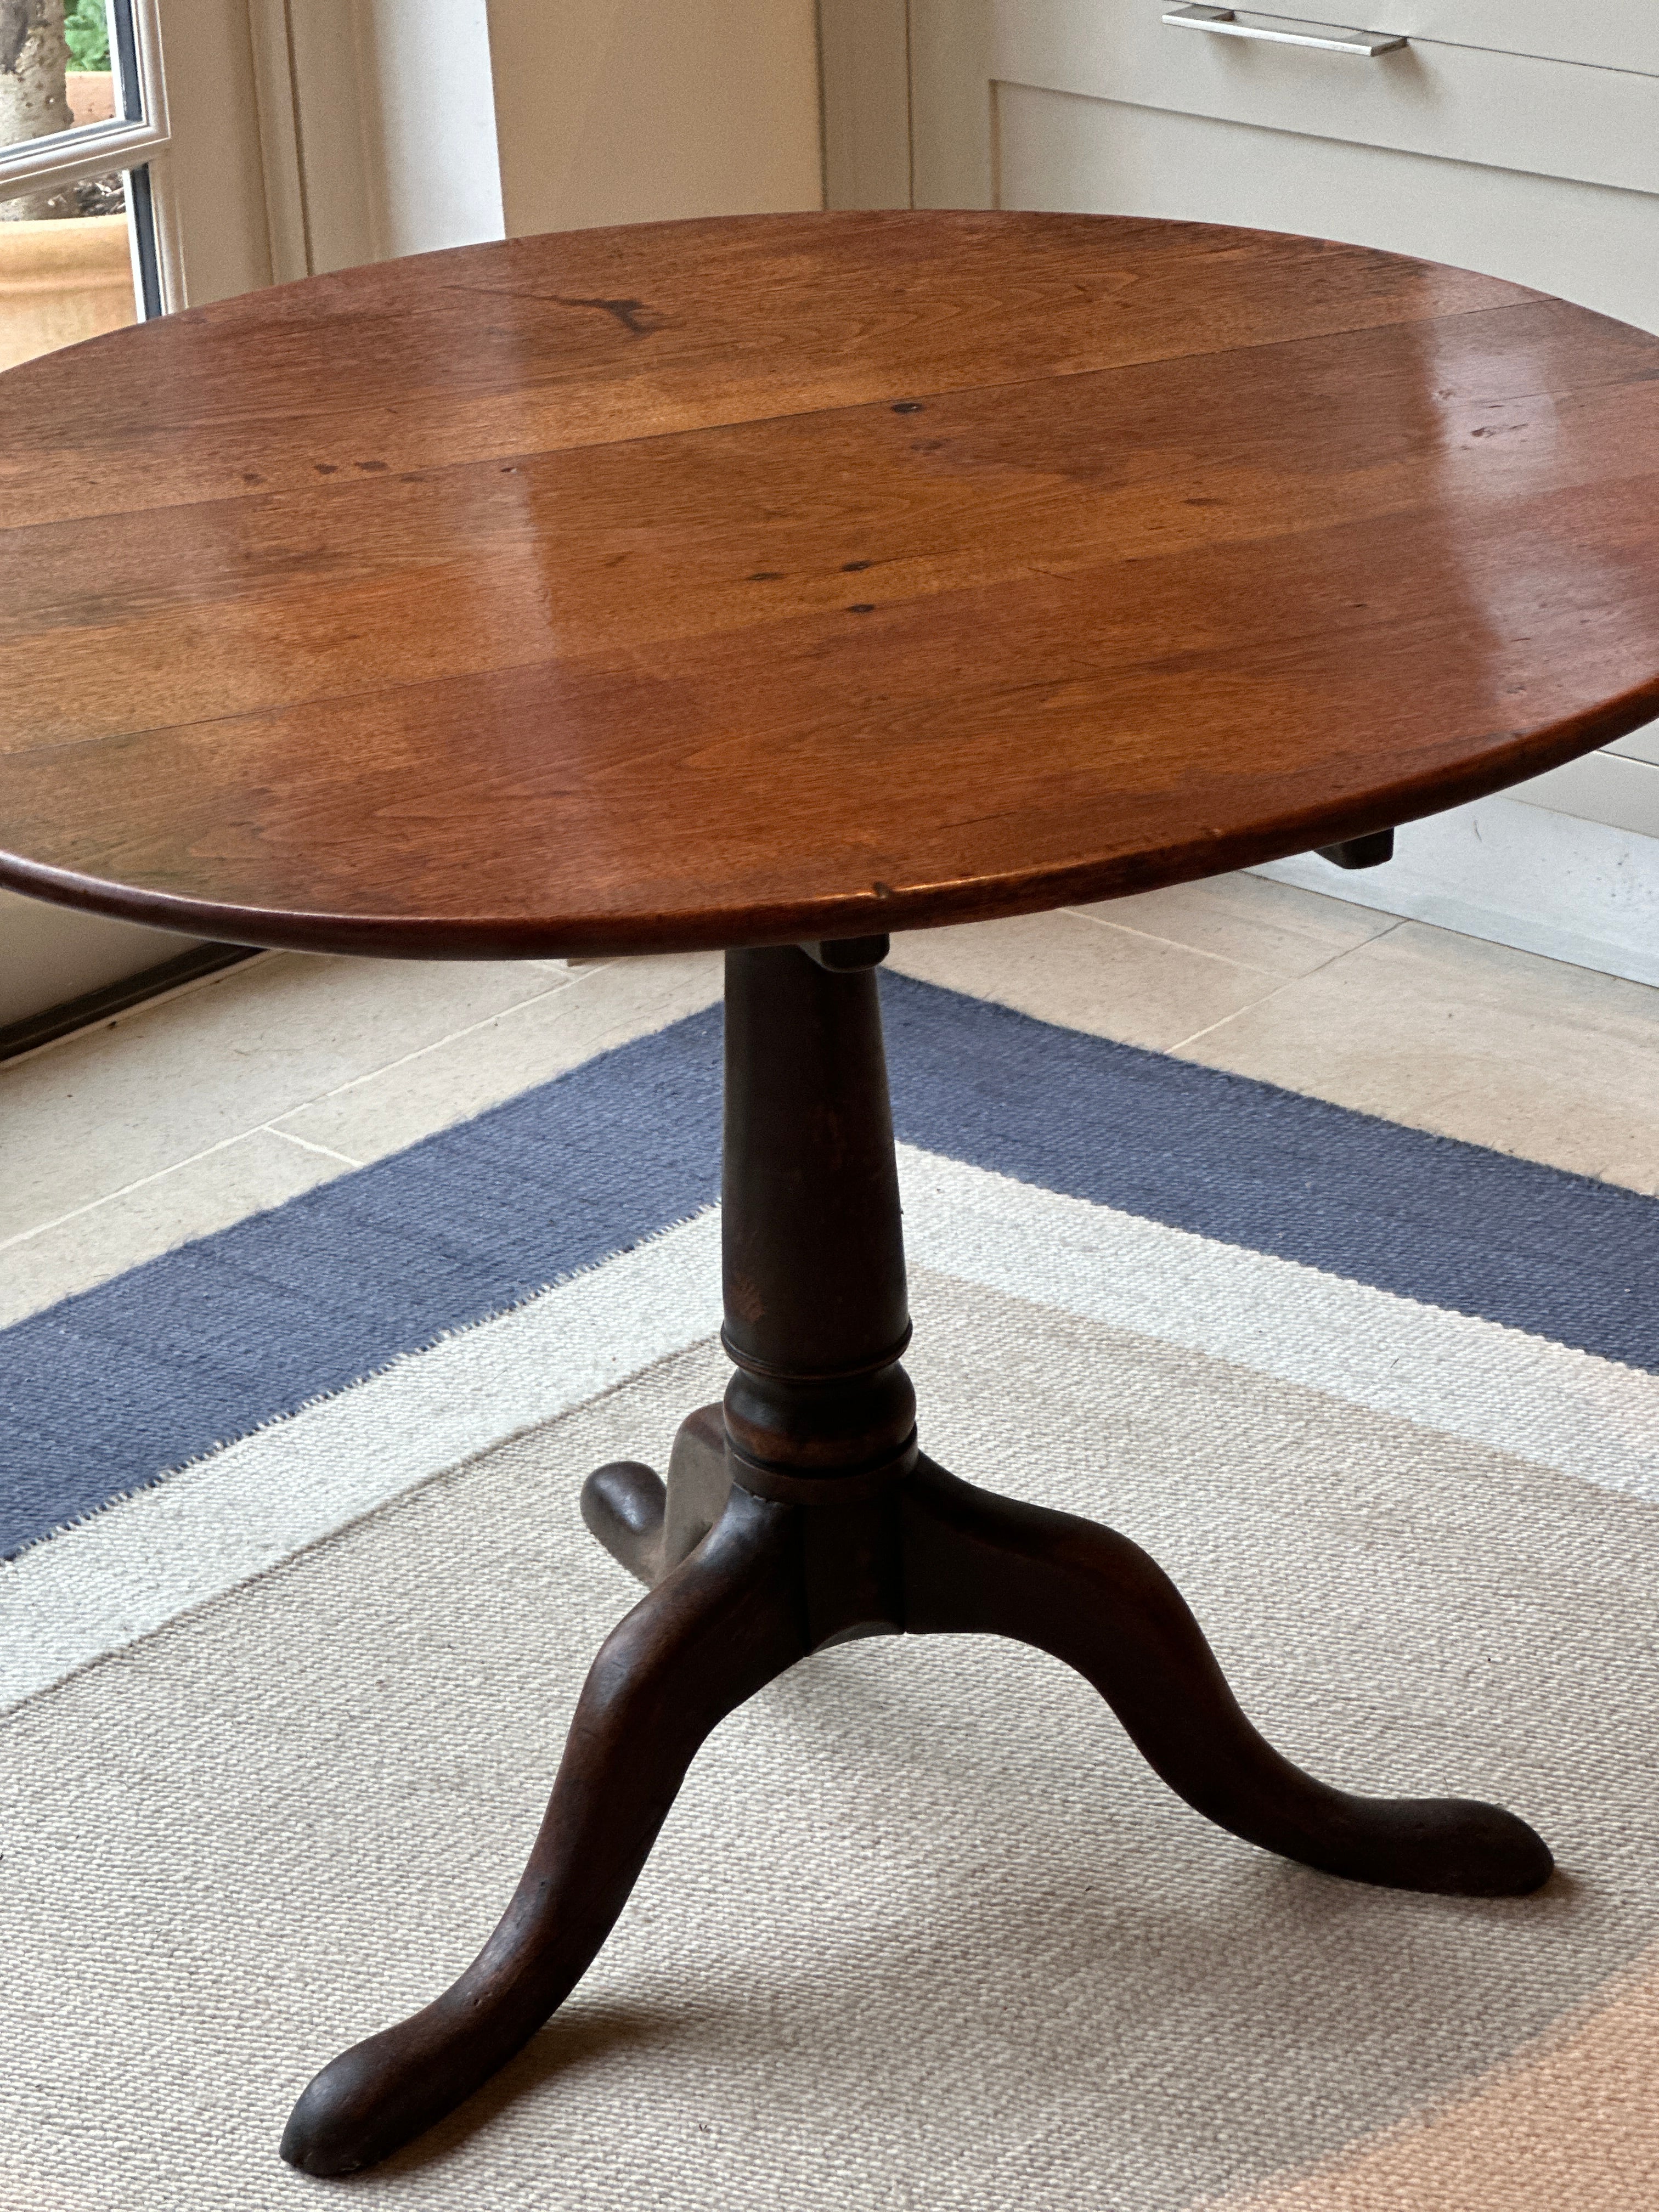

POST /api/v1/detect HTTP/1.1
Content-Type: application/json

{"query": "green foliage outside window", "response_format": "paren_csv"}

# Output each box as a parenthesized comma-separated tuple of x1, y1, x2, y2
(65, 0, 112, 73)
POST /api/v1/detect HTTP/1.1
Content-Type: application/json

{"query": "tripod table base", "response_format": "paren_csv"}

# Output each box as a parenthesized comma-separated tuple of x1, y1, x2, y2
(280, 945, 1551, 2179)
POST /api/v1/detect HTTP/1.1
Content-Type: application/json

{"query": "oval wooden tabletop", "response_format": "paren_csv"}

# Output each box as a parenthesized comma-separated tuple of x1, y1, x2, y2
(2, 209, 1658, 959)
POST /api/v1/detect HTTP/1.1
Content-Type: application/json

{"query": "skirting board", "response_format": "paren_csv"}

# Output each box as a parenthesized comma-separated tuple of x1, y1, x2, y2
(0, 886, 202, 1032)
(1254, 795, 1659, 989)
(0, 942, 259, 1066)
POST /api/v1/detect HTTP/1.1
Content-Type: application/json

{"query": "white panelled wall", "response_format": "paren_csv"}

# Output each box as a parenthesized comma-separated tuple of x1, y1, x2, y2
(258, 0, 823, 277)
(5, 1, 822, 1032)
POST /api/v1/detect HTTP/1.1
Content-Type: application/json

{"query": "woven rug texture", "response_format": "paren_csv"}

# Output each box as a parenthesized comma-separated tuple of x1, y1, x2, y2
(3, 973, 1657, 2208)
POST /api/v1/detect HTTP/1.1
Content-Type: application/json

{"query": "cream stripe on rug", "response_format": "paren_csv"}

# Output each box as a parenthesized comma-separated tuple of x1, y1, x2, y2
(7, 1149, 1656, 1710)
(1202, 1944, 1659, 2210)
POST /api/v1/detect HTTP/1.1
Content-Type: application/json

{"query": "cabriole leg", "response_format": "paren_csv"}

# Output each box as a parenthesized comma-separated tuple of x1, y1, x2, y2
(900, 1456, 1551, 1897)
(280, 1487, 804, 2176)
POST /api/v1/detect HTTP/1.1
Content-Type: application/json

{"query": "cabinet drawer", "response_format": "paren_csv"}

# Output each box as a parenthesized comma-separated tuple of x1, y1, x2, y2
(996, 3, 1659, 199)
(1392, 4, 1659, 78)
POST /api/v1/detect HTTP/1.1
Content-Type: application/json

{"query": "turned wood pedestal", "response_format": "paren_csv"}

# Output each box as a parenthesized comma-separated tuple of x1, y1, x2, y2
(278, 941, 1550, 2175)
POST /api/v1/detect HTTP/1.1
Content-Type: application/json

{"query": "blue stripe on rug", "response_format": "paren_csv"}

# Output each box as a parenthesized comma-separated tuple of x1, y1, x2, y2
(3, 971, 1655, 1559)
(881, 983, 1658, 1376)
(1, 1005, 723, 1559)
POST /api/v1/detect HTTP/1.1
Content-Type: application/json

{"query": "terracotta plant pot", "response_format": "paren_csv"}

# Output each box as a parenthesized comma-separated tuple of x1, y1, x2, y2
(67, 71, 116, 128)
(0, 213, 135, 374)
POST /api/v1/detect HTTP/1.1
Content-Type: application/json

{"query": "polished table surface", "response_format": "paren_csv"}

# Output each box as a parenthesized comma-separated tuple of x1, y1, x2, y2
(2, 210, 1658, 959)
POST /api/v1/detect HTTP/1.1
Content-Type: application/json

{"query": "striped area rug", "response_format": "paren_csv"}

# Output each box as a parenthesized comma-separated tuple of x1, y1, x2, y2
(4, 970, 1657, 2209)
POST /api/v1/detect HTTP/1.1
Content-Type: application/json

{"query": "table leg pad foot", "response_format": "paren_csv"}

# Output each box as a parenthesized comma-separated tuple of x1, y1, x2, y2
(579, 1461, 665, 1583)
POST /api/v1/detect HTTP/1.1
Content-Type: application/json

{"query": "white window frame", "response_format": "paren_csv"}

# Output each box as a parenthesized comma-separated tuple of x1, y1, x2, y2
(0, 0, 183, 307)
(0, 1, 173, 195)
(0, 0, 287, 1034)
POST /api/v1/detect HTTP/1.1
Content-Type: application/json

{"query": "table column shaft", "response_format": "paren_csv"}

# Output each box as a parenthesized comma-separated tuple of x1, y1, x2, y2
(720, 945, 916, 1480)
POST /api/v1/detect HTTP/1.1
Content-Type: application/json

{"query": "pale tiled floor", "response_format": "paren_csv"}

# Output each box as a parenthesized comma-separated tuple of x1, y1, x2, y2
(7, 868, 1659, 1330)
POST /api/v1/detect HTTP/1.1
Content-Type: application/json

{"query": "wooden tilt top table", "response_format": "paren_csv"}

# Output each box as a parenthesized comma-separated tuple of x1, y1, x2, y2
(4, 211, 1659, 2176)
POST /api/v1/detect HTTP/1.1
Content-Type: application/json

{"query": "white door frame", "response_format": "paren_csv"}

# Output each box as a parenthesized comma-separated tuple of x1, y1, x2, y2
(819, 0, 912, 208)
(819, 0, 997, 210)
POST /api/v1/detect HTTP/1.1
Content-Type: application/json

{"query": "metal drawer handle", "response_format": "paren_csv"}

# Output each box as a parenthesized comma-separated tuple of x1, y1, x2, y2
(1163, 5, 1407, 56)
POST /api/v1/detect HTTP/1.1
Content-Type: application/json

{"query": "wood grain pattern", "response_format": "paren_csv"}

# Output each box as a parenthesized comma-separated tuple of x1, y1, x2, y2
(2, 210, 1657, 957)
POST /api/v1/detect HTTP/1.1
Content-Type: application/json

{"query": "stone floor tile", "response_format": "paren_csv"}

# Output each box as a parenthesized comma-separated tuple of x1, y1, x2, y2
(1180, 921, 1659, 1192)
(888, 907, 1284, 1052)
(1071, 869, 1400, 979)
(0, 1130, 349, 1327)
(1, 953, 568, 1242)
(273, 952, 723, 1165)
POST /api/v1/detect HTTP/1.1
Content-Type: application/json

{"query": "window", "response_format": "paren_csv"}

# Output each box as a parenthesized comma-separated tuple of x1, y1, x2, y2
(0, 2, 167, 370)
(0, 0, 273, 1034)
